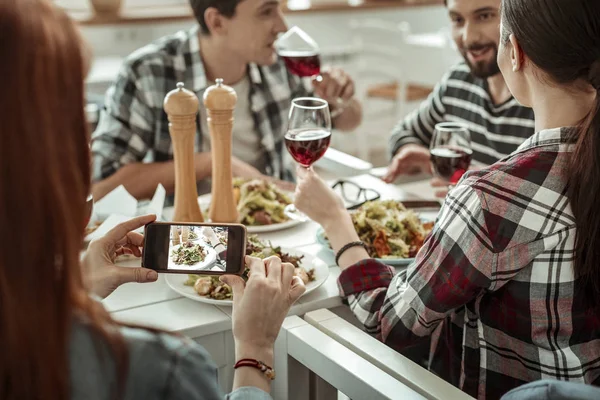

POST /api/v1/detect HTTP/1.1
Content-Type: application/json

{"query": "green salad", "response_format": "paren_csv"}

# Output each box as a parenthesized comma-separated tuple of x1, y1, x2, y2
(171, 241, 207, 266)
(234, 178, 292, 226)
(350, 200, 433, 259)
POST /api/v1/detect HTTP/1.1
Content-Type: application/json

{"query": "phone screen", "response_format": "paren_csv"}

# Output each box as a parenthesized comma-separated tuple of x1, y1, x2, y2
(142, 223, 246, 275)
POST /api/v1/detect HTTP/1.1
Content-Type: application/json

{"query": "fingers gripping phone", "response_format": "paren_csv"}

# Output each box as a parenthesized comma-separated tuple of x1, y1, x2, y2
(142, 222, 246, 275)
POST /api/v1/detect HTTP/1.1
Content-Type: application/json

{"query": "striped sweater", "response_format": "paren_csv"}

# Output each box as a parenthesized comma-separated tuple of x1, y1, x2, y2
(390, 63, 535, 166)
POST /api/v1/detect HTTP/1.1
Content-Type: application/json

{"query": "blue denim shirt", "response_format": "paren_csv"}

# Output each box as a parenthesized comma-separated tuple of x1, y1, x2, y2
(502, 380, 600, 400)
(69, 320, 271, 400)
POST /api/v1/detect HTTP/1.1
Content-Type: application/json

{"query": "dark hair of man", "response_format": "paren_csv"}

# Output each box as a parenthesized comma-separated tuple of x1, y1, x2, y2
(189, 0, 244, 35)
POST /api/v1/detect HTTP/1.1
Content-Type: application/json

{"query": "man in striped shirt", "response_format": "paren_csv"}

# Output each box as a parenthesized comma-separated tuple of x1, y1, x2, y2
(383, 0, 534, 190)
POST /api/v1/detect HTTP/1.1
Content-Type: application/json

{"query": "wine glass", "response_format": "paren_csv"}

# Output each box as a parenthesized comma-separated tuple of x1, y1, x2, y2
(429, 122, 473, 187)
(284, 97, 332, 221)
(276, 26, 322, 80)
(275, 26, 345, 116)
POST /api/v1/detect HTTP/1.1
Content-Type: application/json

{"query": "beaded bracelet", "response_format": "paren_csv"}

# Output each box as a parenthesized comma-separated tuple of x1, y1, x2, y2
(335, 241, 368, 265)
(234, 359, 276, 381)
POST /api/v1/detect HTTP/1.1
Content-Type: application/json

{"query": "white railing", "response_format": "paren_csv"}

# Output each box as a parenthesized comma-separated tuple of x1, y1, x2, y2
(304, 309, 474, 400)
(272, 310, 475, 400)
(273, 316, 427, 400)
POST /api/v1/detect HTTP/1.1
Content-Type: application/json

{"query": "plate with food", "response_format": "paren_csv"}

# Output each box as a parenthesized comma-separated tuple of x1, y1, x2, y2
(198, 178, 303, 233)
(168, 240, 218, 271)
(165, 235, 329, 305)
(316, 200, 439, 267)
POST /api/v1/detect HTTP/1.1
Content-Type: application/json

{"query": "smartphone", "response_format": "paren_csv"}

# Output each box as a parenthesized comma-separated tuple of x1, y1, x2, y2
(142, 222, 247, 275)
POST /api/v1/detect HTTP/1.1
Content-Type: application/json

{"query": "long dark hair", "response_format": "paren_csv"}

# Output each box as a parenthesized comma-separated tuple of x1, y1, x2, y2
(0, 1, 127, 399)
(501, 0, 600, 308)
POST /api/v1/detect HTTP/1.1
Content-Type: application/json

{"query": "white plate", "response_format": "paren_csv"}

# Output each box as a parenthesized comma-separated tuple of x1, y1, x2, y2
(165, 248, 330, 306)
(168, 240, 218, 271)
(197, 193, 304, 233)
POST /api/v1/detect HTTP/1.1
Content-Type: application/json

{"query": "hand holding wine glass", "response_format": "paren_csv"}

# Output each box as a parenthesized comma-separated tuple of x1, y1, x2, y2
(294, 166, 346, 228)
(429, 122, 473, 191)
(312, 66, 355, 112)
(284, 97, 332, 221)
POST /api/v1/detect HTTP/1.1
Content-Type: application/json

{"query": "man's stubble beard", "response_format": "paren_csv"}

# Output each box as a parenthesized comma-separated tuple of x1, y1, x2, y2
(462, 44, 501, 79)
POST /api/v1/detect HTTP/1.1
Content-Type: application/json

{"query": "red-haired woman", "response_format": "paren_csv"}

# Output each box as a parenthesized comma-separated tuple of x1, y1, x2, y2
(0, 1, 304, 399)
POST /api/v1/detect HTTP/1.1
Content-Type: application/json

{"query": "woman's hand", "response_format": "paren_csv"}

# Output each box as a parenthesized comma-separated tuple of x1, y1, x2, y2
(293, 166, 347, 229)
(223, 257, 305, 392)
(82, 214, 159, 299)
(221, 256, 305, 355)
(295, 167, 369, 269)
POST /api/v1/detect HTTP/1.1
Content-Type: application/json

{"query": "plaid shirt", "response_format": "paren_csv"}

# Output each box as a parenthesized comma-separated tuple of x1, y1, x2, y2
(338, 127, 600, 399)
(91, 25, 310, 183)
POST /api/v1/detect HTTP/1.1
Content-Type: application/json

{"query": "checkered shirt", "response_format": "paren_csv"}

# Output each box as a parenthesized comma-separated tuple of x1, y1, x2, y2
(91, 25, 310, 183)
(338, 127, 600, 399)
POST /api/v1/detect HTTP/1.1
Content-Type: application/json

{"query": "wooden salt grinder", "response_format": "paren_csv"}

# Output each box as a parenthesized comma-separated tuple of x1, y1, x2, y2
(203, 79, 238, 223)
(164, 82, 204, 222)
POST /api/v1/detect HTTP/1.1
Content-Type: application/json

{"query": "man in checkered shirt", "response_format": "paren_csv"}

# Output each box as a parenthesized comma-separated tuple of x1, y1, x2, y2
(91, 0, 362, 201)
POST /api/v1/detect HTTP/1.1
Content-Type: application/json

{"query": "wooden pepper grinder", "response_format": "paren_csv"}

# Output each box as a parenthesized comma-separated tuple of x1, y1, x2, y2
(164, 82, 204, 222)
(203, 78, 238, 223)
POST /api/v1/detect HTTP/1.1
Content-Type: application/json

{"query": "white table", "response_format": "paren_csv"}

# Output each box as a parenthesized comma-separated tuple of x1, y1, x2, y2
(103, 174, 437, 394)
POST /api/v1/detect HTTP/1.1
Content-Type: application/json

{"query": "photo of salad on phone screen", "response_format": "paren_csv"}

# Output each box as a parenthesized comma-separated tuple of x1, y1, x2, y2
(142, 222, 246, 275)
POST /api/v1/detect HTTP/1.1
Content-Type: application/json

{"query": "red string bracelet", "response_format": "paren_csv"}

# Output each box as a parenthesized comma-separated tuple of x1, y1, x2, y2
(234, 359, 276, 380)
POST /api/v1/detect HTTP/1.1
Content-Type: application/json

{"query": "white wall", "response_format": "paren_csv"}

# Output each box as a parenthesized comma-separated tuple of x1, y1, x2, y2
(81, 6, 449, 59)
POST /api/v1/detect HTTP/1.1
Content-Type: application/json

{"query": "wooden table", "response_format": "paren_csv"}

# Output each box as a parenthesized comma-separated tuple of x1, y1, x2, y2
(103, 174, 437, 394)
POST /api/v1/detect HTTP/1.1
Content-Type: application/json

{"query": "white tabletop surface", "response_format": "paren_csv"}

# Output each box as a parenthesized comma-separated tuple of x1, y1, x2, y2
(104, 174, 438, 338)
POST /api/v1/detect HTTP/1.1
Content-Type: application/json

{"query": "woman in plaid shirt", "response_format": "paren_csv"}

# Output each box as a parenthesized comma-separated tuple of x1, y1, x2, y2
(294, 0, 600, 398)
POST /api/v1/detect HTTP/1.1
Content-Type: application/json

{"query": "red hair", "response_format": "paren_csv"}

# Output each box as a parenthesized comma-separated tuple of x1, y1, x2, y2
(0, 1, 126, 398)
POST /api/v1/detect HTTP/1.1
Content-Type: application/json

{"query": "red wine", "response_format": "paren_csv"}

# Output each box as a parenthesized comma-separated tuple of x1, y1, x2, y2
(279, 50, 321, 77)
(430, 147, 473, 184)
(285, 129, 331, 167)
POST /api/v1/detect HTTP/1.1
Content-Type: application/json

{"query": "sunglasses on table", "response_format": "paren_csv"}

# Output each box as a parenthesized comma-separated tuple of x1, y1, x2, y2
(331, 180, 381, 210)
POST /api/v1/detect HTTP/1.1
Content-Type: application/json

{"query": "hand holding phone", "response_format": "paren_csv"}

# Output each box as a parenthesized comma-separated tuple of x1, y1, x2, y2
(142, 222, 247, 275)
(83, 215, 159, 298)
(221, 256, 306, 348)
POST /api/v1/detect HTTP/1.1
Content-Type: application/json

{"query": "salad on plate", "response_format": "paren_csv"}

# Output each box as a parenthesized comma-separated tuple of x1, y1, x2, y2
(320, 200, 435, 259)
(171, 241, 207, 266)
(233, 178, 293, 226)
(184, 235, 315, 300)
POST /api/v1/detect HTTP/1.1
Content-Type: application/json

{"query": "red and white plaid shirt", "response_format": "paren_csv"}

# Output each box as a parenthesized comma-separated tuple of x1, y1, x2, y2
(338, 127, 600, 399)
